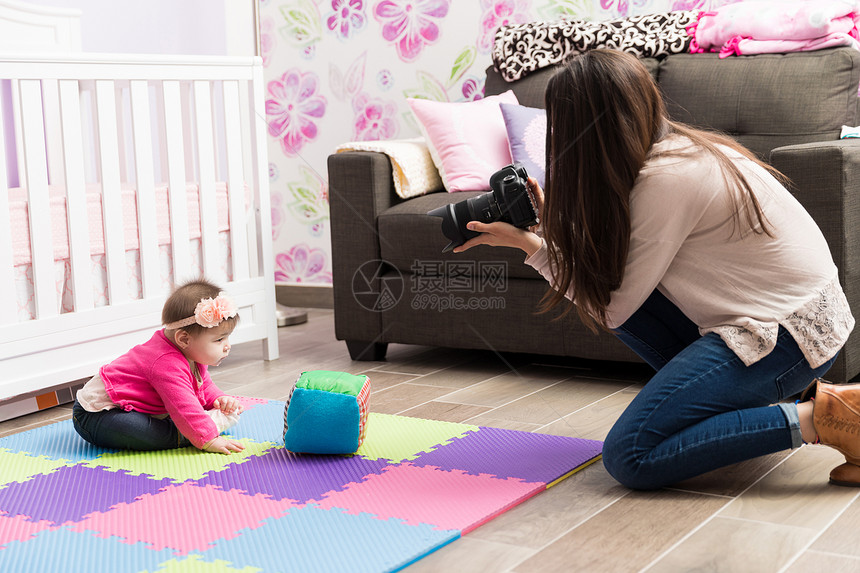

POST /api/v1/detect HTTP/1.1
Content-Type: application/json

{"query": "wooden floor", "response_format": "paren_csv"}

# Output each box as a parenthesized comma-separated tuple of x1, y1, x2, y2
(4, 309, 860, 572)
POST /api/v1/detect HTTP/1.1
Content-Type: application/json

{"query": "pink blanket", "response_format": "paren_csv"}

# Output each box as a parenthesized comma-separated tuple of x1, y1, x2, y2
(10, 183, 240, 266)
(689, 0, 860, 58)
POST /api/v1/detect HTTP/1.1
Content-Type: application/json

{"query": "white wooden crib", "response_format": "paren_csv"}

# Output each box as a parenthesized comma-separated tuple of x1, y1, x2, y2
(0, 52, 279, 408)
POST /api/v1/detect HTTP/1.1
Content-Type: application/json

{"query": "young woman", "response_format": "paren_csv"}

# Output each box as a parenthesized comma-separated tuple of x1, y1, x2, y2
(454, 49, 857, 489)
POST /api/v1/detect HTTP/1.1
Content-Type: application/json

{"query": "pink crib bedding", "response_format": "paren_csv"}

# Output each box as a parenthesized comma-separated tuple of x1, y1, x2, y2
(10, 183, 233, 265)
(12, 183, 243, 321)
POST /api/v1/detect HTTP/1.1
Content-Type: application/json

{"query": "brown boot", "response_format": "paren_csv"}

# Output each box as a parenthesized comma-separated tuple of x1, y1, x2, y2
(812, 379, 860, 486)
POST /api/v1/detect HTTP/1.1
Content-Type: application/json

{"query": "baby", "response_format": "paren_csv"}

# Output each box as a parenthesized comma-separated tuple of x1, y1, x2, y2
(72, 278, 245, 454)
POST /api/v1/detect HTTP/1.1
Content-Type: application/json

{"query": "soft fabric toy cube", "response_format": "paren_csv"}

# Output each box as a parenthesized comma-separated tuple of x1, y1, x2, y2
(283, 370, 371, 454)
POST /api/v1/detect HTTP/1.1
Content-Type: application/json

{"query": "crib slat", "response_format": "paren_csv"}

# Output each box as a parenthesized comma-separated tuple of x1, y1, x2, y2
(19, 80, 56, 319)
(193, 80, 219, 277)
(41, 79, 66, 188)
(116, 84, 130, 185)
(163, 82, 192, 283)
(59, 80, 93, 313)
(238, 80, 259, 278)
(181, 82, 196, 182)
(162, 81, 192, 283)
(222, 80, 249, 281)
(95, 80, 127, 305)
(10, 80, 26, 189)
(253, 62, 279, 360)
(0, 96, 14, 323)
(129, 80, 159, 298)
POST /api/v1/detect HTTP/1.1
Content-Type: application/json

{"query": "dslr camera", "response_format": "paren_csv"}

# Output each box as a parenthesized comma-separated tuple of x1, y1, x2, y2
(428, 162, 539, 253)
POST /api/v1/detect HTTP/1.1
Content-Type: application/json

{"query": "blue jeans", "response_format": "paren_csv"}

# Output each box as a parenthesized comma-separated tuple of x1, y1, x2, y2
(72, 400, 191, 450)
(603, 289, 836, 490)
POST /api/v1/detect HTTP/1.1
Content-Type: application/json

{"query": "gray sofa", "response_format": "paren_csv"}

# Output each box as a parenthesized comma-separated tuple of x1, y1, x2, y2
(328, 47, 860, 383)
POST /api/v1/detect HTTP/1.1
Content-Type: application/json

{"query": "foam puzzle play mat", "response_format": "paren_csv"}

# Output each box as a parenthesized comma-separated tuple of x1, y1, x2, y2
(0, 397, 602, 572)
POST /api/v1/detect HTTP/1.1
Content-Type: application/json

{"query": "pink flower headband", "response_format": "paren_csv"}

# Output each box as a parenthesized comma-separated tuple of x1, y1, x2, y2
(165, 293, 238, 330)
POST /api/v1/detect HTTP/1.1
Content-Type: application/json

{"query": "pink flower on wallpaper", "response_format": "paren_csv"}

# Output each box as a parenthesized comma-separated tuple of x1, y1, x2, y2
(260, 17, 276, 67)
(270, 191, 284, 241)
(352, 92, 399, 140)
(600, 0, 628, 17)
(477, 0, 531, 53)
(327, 0, 367, 40)
(461, 76, 484, 101)
(266, 69, 327, 157)
(670, 0, 705, 9)
(275, 244, 333, 284)
(373, 0, 450, 62)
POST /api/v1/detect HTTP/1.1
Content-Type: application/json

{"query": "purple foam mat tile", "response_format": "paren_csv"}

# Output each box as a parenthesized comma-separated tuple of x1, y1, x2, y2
(409, 426, 603, 483)
(0, 464, 172, 526)
(195, 446, 393, 503)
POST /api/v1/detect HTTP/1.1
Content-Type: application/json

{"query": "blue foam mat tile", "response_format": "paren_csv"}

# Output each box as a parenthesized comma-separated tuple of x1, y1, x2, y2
(0, 420, 116, 462)
(201, 505, 459, 573)
(224, 401, 287, 444)
(0, 527, 176, 573)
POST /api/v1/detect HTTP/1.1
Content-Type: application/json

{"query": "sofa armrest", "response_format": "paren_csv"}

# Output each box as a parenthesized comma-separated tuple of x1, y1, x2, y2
(327, 151, 402, 353)
(770, 139, 860, 381)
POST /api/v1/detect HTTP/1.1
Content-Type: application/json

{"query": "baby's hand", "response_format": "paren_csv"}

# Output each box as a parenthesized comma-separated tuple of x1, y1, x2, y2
(202, 436, 245, 454)
(212, 395, 243, 415)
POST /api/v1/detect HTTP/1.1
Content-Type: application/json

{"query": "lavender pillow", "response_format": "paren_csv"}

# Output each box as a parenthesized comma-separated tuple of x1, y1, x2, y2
(500, 103, 546, 188)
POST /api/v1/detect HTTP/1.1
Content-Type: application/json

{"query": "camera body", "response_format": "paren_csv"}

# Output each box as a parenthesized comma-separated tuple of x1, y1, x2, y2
(428, 162, 540, 253)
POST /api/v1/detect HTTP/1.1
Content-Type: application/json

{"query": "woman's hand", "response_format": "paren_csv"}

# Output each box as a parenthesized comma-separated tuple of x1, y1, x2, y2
(212, 395, 243, 415)
(452, 221, 542, 255)
(526, 176, 545, 234)
(202, 436, 245, 454)
(453, 177, 544, 256)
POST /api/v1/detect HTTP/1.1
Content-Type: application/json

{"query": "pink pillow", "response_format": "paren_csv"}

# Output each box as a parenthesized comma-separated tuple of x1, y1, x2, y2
(407, 91, 519, 192)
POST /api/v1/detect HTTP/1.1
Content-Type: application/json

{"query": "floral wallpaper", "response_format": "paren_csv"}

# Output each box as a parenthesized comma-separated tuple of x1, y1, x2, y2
(260, 0, 742, 285)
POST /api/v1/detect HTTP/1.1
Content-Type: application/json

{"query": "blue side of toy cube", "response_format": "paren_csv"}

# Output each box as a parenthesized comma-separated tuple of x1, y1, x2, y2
(283, 388, 360, 454)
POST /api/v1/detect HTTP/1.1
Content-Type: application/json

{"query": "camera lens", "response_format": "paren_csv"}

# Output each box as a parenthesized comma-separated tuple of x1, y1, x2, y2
(466, 192, 502, 223)
(428, 162, 536, 253)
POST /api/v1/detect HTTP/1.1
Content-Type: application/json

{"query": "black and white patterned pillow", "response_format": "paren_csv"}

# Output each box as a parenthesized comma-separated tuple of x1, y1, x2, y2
(492, 11, 698, 82)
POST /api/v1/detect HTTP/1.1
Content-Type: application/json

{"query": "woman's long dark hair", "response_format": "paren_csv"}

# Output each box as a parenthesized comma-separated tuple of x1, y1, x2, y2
(541, 49, 782, 331)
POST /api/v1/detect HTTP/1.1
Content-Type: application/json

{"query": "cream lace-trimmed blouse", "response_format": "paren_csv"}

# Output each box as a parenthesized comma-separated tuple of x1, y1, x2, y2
(525, 135, 854, 368)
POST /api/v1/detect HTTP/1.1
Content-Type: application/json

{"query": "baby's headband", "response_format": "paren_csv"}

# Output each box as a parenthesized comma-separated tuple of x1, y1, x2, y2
(164, 293, 238, 330)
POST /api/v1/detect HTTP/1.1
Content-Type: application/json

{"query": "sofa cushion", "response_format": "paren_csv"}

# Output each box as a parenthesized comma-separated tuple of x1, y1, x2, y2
(407, 91, 518, 192)
(484, 57, 659, 106)
(501, 103, 547, 187)
(659, 49, 860, 159)
(377, 192, 543, 280)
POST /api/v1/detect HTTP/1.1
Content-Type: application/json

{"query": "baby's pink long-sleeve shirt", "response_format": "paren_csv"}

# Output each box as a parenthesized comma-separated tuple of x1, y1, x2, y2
(99, 329, 225, 448)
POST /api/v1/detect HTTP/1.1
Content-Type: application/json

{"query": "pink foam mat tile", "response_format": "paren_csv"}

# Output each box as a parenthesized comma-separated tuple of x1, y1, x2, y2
(0, 512, 57, 548)
(234, 396, 269, 411)
(69, 482, 298, 555)
(314, 462, 545, 534)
